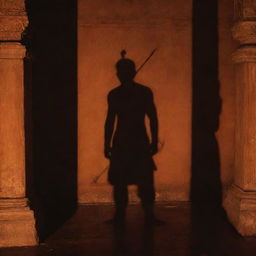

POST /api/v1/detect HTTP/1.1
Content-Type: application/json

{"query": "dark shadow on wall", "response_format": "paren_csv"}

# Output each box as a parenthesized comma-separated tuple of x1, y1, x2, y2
(191, 0, 227, 255)
(24, 0, 77, 242)
(191, 0, 222, 207)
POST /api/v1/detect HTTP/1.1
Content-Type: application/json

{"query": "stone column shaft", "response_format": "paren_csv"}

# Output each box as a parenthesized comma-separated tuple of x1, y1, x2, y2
(233, 50, 256, 191)
(0, 44, 26, 199)
(224, 0, 256, 236)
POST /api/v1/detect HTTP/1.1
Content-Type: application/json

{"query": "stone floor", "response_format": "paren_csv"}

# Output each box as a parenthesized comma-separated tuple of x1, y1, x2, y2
(1, 204, 256, 256)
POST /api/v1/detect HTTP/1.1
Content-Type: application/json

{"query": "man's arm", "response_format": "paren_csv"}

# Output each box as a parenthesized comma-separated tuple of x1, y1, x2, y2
(146, 89, 158, 155)
(104, 93, 116, 159)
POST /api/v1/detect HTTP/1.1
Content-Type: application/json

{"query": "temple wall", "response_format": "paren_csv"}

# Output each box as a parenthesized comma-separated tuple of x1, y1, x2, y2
(77, 0, 236, 203)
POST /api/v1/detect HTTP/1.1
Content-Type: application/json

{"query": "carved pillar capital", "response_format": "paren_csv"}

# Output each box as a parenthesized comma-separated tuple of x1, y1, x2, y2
(233, 0, 256, 45)
(234, 0, 256, 21)
(0, 0, 28, 41)
(232, 21, 256, 44)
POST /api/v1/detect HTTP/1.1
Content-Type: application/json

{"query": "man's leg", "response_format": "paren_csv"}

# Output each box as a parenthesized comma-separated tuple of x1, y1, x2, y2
(113, 184, 128, 222)
(138, 173, 164, 225)
(137, 173, 156, 221)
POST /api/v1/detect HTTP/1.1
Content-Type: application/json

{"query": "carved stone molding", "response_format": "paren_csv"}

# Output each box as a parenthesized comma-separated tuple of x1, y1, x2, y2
(234, 0, 256, 21)
(0, 42, 25, 59)
(0, 198, 27, 208)
(223, 185, 256, 236)
(232, 45, 256, 63)
(233, 21, 256, 44)
(0, 0, 28, 41)
(0, 207, 38, 247)
(0, 0, 26, 15)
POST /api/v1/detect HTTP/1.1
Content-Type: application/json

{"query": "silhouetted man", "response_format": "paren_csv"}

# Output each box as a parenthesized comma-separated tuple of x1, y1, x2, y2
(104, 51, 161, 224)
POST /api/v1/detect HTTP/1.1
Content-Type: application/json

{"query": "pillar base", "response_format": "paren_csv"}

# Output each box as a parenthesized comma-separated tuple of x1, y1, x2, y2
(223, 185, 256, 236)
(0, 198, 38, 247)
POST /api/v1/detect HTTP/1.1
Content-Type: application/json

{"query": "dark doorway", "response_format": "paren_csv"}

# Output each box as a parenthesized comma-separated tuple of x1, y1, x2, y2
(24, 0, 77, 241)
(191, 0, 226, 255)
(191, 0, 222, 205)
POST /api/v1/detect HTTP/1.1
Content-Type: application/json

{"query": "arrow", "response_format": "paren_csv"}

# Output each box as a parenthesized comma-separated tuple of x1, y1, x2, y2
(136, 48, 157, 74)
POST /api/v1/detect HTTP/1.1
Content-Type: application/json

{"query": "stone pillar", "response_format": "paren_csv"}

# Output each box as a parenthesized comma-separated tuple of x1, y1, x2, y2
(0, 1, 37, 247)
(223, 0, 256, 236)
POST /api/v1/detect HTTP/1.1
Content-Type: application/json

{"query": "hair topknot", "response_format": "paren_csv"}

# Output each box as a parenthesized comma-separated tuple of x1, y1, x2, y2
(116, 49, 136, 72)
(121, 49, 126, 59)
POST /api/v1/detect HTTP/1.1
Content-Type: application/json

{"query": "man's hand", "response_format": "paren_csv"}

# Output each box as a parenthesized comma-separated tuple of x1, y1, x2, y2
(150, 143, 158, 156)
(104, 146, 112, 159)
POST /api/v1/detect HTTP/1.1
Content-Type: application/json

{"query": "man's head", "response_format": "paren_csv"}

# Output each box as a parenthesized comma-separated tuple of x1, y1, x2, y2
(115, 50, 136, 83)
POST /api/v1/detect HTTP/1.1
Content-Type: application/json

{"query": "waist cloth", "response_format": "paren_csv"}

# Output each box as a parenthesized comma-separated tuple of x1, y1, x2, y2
(108, 130, 157, 185)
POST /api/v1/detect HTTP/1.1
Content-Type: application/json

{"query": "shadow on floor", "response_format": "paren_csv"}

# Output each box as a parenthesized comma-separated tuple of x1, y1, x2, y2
(1, 205, 256, 256)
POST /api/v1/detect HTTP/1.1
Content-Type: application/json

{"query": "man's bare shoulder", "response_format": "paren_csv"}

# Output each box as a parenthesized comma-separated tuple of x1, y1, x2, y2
(135, 83, 154, 96)
(107, 85, 122, 99)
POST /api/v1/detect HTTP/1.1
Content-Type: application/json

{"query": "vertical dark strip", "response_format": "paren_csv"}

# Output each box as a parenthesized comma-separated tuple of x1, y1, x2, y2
(190, 0, 222, 255)
(190, 0, 224, 254)
(191, 0, 222, 204)
(25, 0, 77, 241)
